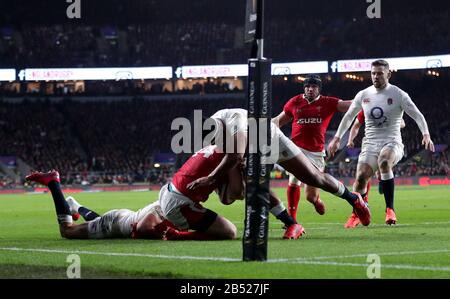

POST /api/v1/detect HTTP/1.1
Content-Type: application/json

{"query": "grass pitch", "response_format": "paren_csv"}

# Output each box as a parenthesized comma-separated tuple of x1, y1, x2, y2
(0, 185, 449, 279)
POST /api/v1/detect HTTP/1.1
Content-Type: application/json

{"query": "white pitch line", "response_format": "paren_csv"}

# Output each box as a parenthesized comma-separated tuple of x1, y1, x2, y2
(269, 249, 450, 262)
(1, 247, 450, 272)
(283, 260, 450, 272)
(232, 220, 450, 227)
(0, 247, 239, 262)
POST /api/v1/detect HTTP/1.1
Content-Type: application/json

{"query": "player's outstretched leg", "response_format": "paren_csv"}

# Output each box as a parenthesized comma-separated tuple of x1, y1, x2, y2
(66, 196, 100, 221)
(26, 170, 73, 225)
(279, 155, 371, 226)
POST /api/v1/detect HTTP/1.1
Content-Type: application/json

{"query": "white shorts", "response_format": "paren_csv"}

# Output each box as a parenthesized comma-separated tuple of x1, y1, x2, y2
(158, 183, 216, 231)
(272, 126, 302, 163)
(288, 148, 325, 185)
(358, 138, 404, 171)
(87, 209, 134, 239)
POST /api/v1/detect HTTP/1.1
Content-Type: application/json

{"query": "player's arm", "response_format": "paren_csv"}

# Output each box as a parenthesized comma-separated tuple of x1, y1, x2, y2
(336, 100, 353, 112)
(401, 93, 435, 152)
(347, 118, 361, 148)
(186, 153, 241, 190)
(327, 94, 363, 157)
(272, 111, 293, 128)
(187, 132, 246, 190)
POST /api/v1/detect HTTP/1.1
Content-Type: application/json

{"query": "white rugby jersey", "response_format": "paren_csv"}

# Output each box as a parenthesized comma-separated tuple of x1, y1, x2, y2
(335, 83, 429, 143)
(210, 108, 248, 135)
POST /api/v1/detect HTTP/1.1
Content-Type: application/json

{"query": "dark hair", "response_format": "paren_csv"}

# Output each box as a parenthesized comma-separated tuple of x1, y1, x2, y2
(371, 59, 389, 69)
(303, 74, 322, 89)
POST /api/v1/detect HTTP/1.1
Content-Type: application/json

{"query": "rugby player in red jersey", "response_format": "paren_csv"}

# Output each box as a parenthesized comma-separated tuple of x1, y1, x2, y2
(272, 74, 353, 221)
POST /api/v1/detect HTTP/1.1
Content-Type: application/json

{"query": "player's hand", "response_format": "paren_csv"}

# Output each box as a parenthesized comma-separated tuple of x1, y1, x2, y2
(347, 140, 355, 148)
(422, 134, 435, 152)
(327, 137, 341, 158)
(186, 176, 216, 190)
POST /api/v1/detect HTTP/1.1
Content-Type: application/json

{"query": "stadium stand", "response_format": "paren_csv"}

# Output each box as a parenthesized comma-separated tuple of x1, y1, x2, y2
(0, 2, 448, 67)
(0, 0, 448, 188)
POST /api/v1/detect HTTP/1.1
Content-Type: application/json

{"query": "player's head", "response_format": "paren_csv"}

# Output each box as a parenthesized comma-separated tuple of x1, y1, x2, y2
(371, 60, 391, 89)
(303, 74, 322, 101)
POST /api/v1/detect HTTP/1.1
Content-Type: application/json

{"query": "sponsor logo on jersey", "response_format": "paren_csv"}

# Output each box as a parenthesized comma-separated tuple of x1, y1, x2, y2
(387, 98, 393, 105)
(370, 107, 387, 127)
(297, 118, 323, 124)
(363, 98, 371, 104)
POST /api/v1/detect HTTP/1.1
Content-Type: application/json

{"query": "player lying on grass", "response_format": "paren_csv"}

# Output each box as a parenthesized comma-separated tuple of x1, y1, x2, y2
(188, 108, 371, 239)
(25, 163, 244, 240)
(25, 170, 176, 240)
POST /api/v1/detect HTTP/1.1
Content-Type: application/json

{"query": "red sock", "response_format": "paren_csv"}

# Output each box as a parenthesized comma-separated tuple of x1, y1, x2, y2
(165, 228, 213, 240)
(287, 184, 300, 220)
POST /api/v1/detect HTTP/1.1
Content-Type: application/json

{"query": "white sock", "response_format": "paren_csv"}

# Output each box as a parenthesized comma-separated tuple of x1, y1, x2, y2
(270, 203, 286, 217)
(66, 196, 81, 214)
(380, 171, 394, 180)
(58, 214, 73, 224)
(333, 181, 345, 197)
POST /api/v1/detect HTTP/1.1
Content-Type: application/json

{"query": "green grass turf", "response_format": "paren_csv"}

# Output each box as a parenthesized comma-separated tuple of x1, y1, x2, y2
(0, 186, 449, 279)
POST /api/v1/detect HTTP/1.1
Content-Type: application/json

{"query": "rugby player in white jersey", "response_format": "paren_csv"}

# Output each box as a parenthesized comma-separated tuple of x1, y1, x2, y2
(25, 170, 177, 240)
(188, 108, 371, 238)
(328, 59, 435, 225)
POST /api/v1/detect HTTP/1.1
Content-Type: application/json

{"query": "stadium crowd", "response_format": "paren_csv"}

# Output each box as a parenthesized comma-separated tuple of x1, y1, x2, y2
(0, 0, 448, 187)
(0, 4, 448, 68)
(1, 74, 448, 188)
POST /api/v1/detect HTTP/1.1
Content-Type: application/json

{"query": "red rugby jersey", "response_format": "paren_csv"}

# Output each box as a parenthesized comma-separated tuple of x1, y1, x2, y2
(283, 94, 341, 152)
(172, 145, 225, 202)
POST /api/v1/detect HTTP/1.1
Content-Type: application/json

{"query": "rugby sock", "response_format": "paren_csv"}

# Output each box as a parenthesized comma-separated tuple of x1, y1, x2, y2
(47, 181, 72, 224)
(381, 178, 395, 210)
(378, 183, 384, 194)
(276, 210, 297, 227)
(78, 207, 100, 221)
(270, 202, 297, 226)
(334, 182, 358, 206)
(287, 184, 300, 221)
(342, 188, 359, 206)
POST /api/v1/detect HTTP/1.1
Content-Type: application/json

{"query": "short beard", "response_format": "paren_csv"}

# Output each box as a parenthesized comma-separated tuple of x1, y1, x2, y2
(305, 94, 317, 102)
